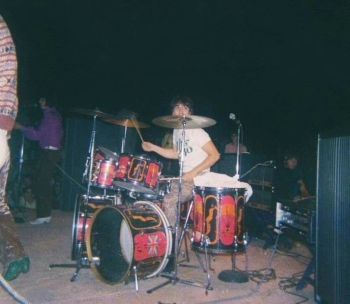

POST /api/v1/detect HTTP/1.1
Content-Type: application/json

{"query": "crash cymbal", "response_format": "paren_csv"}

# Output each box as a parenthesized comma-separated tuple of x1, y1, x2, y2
(152, 115, 216, 129)
(70, 108, 115, 119)
(103, 118, 150, 128)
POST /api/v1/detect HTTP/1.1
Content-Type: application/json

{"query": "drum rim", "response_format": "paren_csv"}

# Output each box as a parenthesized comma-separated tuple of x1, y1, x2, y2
(86, 205, 130, 285)
(133, 201, 172, 279)
(118, 153, 163, 164)
(97, 146, 119, 161)
(194, 186, 247, 192)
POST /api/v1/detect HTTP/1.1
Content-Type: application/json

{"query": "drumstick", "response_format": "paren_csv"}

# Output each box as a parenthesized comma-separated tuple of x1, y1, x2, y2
(130, 115, 144, 142)
(159, 177, 180, 181)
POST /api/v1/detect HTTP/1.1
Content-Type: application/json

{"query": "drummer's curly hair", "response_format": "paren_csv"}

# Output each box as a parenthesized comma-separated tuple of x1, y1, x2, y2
(170, 96, 194, 114)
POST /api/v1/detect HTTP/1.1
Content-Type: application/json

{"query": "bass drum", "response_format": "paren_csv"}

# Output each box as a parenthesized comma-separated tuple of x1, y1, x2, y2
(192, 187, 246, 254)
(86, 201, 172, 285)
(71, 195, 116, 260)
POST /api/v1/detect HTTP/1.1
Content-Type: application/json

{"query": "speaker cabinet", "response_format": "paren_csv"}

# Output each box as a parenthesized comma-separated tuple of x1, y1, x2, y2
(248, 186, 275, 210)
(316, 129, 350, 303)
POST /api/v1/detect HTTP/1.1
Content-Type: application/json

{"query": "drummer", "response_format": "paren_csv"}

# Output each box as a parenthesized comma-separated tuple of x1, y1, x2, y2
(141, 96, 220, 230)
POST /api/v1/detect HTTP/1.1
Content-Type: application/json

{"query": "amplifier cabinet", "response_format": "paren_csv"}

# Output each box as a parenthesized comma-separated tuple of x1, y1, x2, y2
(248, 185, 275, 210)
(275, 200, 316, 244)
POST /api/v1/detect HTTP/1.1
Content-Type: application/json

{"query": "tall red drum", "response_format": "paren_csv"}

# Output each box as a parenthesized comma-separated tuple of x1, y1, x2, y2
(192, 186, 246, 254)
(86, 201, 172, 285)
(114, 154, 162, 195)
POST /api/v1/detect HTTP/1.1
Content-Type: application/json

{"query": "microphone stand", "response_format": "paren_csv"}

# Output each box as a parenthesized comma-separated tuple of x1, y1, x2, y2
(218, 119, 249, 283)
(147, 115, 213, 294)
(234, 120, 242, 181)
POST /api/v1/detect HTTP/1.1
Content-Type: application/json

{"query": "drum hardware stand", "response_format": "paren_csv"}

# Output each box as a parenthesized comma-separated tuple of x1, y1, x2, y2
(177, 205, 192, 264)
(49, 114, 99, 281)
(231, 116, 242, 180)
(296, 243, 315, 290)
(121, 125, 128, 153)
(218, 234, 249, 283)
(177, 200, 209, 273)
(147, 116, 213, 294)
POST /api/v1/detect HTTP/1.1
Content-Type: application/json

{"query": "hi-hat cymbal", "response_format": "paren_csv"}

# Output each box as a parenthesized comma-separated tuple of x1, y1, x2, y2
(152, 115, 216, 129)
(103, 118, 150, 128)
(70, 108, 115, 119)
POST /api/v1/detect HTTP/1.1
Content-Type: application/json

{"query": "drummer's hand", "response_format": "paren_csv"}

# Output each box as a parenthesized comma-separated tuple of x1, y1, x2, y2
(182, 171, 196, 182)
(142, 141, 154, 152)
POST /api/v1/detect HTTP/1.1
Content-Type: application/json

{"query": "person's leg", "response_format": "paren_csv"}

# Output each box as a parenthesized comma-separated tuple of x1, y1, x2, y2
(162, 179, 194, 230)
(0, 132, 29, 280)
(162, 179, 194, 272)
(32, 150, 60, 219)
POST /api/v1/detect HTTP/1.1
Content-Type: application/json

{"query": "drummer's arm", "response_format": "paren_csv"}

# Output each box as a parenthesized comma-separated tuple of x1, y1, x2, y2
(183, 140, 220, 181)
(142, 142, 178, 159)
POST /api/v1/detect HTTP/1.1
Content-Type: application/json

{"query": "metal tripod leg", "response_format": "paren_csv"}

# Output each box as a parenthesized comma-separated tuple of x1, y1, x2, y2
(177, 200, 208, 273)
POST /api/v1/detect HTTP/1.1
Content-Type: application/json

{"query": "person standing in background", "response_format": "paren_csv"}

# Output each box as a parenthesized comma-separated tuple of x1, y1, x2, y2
(15, 97, 64, 224)
(224, 132, 247, 153)
(276, 153, 310, 201)
(0, 14, 30, 281)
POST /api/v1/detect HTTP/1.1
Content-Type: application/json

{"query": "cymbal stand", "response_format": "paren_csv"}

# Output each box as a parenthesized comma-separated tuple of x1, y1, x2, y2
(147, 116, 213, 294)
(121, 126, 127, 153)
(177, 200, 206, 272)
(49, 114, 98, 281)
(177, 201, 193, 263)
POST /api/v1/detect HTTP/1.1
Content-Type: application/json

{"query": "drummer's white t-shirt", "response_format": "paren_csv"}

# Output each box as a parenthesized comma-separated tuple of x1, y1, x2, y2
(173, 128, 211, 173)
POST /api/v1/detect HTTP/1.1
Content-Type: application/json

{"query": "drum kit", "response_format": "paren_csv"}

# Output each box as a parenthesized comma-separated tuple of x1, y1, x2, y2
(50, 107, 249, 291)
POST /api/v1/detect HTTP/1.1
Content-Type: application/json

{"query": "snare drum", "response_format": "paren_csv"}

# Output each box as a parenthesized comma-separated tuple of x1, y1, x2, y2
(86, 201, 172, 285)
(84, 147, 119, 189)
(192, 186, 246, 254)
(114, 154, 162, 195)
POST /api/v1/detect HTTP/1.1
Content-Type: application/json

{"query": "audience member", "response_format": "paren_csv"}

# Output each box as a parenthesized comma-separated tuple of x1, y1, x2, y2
(15, 97, 64, 224)
(224, 132, 247, 153)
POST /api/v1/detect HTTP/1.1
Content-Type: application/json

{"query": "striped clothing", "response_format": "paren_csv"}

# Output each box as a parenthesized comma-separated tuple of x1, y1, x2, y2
(0, 15, 17, 131)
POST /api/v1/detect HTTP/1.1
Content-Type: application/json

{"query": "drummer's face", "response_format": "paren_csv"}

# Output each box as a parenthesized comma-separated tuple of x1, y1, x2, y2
(172, 103, 191, 116)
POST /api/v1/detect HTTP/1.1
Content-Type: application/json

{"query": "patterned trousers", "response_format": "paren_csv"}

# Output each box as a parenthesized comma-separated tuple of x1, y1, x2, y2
(162, 179, 194, 231)
(0, 131, 26, 267)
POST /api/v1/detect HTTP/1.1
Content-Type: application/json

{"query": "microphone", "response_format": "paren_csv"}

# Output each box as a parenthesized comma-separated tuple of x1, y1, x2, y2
(20, 103, 38, 108)
(229, 113, 240, 123)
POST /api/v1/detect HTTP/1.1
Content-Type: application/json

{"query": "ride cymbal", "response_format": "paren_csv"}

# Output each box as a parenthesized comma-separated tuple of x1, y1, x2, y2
(152, 115, 216, 129)
(70, 108, 115, 119)
(103, 118, 150, 128)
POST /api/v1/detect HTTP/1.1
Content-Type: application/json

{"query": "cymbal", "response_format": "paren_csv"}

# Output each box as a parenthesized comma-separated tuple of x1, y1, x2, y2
(70, 108, 115, 119)
(152, 115, 216, 129)
(103, 118, 150, 128)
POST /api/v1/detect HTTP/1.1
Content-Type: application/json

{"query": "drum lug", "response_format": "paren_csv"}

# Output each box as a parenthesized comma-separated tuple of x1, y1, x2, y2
(91, 256, 100, 265)
(133, 266, 139, 291)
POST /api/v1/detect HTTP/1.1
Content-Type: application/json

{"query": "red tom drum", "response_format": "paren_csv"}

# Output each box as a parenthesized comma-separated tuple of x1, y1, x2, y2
(84, 147, 119, 189)
(114, 154, 162, 195)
